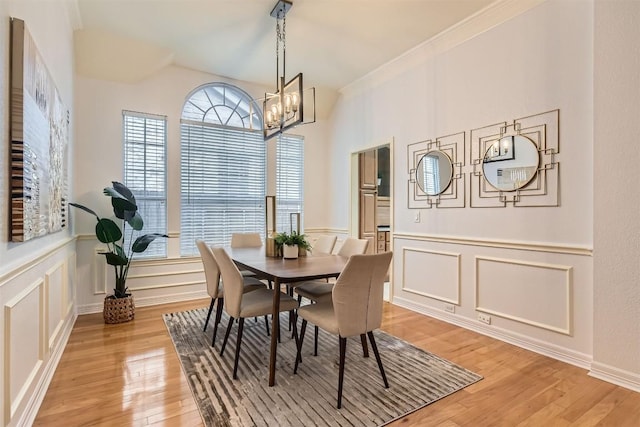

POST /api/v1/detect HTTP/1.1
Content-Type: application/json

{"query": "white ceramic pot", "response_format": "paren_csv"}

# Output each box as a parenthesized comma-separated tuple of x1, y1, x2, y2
(283, 244, 299, 259)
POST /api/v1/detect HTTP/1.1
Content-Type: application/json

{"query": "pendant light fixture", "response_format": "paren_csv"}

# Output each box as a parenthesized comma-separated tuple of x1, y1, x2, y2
(262, 0, 315, 141)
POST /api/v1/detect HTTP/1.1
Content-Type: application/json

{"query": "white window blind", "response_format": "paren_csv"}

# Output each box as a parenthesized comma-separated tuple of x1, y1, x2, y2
(122, 111, 167, 259)
(423, 154, 440, 195)
(276, 134, 304, 233)
(180, 128, 266, 256)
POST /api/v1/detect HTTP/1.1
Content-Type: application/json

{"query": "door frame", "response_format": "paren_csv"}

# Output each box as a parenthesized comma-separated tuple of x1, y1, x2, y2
(349, 137, 394, 299)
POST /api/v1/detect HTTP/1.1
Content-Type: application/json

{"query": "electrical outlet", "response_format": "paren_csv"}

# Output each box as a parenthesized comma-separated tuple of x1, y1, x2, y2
(478, 313, 491, 325)
(444, 304, 455, 313)
(414, 211, 421, 223)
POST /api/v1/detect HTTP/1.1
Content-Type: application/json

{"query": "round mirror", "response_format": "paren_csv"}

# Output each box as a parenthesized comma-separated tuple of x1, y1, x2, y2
(416, 150, 453, 196)
(482, 135, 539, 191)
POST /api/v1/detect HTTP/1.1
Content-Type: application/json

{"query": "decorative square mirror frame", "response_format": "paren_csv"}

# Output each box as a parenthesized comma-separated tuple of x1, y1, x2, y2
(470, 109, 559, 208)
(407, 131, 465, 209)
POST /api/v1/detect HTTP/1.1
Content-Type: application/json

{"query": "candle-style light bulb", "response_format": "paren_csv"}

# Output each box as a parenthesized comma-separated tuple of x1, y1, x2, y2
(291, 92, 299, 112)
(284, 94, 292, 114)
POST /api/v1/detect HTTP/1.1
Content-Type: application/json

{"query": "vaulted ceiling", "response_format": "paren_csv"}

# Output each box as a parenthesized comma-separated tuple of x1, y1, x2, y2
(72, 0, 495, 116)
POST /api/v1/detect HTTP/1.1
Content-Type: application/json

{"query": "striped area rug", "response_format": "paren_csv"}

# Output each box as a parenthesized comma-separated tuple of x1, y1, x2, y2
(163, 308, 482, 426)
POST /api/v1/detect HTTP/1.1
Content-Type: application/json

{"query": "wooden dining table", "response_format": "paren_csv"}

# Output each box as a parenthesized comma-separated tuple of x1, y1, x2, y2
(226, 246, 348, 386)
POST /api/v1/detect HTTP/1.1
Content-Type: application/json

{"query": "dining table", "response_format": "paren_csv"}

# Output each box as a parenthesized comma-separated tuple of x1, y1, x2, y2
(226, 246, 348, 386)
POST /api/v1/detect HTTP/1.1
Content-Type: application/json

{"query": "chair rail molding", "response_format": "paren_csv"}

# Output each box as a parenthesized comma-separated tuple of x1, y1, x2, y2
(393, 232, 592, 256)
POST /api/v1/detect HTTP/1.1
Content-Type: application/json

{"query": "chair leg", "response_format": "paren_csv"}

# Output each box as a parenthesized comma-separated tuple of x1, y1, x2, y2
(264, 315, 270, 336)
(278, 314, 281, 343)
(211, 297, 224, 347)
(233, 318, 245, 379)
(337, 336, 347, 409)
(220, 316, 234, 356)
(367, 331, 389, 388)
(204, 298, 215, 332)
(360, 334, 369, 358)
(314, 326, 319, 356)
(290, 310, 301, 361)
(294, 319, 307, 374)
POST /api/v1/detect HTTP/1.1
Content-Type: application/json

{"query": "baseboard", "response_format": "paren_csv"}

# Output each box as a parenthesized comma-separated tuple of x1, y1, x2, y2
(16, 310, 77, 426)
(77, 290, 209, 314)
(392, 296, 592, 370)
(589, 362, 640, 392)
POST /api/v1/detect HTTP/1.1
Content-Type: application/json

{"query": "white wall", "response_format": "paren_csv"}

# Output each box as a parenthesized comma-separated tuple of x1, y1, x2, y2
(328, 0, 619, 382)
(0, 1, 77, 425)
(592, 0, 640, 389)
(74, 66, 331, 311)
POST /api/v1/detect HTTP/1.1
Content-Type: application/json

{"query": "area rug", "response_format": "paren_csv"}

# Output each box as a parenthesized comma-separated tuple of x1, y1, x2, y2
(163, 308, 482, 427)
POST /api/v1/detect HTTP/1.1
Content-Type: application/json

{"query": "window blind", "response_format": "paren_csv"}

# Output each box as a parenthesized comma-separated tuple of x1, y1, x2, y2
(180, 122, 266, 256)
(423, 155, 440, 194)
(276, 134, 304, 233)
(122, 111, 167, 259)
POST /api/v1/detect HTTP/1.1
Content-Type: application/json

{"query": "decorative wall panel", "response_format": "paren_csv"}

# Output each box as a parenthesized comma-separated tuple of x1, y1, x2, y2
(402, 247, 461, 305)
(10, 18, 69, 241)
(45, 262, 64, 350)
(475, 256, 572, 334)
(4, 279, 44, 423)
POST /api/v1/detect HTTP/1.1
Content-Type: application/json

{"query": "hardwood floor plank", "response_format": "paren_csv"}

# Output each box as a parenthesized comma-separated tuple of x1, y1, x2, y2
(33, 300, 638, 426)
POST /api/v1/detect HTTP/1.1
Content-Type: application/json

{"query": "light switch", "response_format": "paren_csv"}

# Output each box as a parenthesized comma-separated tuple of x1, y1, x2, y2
(414, 211, 420, 223)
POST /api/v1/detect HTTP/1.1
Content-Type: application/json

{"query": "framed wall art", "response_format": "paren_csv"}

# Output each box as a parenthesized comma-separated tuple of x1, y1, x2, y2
(10, 18, 69, 242)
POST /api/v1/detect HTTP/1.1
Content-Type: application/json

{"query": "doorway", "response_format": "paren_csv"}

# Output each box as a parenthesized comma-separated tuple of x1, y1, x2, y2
(350, 139, 393, 300)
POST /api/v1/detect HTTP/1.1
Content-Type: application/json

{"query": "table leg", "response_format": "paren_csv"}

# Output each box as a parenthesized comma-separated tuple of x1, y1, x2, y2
(269, 277, 281, 386)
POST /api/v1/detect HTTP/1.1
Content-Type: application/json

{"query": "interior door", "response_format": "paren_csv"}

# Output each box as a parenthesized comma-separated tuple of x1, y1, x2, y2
(359, 150, 377, 254)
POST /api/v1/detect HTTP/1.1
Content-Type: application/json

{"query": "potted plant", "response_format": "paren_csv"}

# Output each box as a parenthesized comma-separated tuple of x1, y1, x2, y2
(274, 231, 312, 259)
(70, 181, 168, 324)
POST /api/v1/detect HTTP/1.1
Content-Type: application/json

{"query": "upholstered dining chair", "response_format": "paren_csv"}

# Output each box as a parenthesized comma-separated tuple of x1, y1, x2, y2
(230, 232, 263, 248)
(294, 251, 393, 408)
(196, 240, 268, 347)
(294, 237, 370, 355)
(310, 234, 337, 255)
(211, 246, 300, 379)
(296, 237, 369, 302)
(230, 232, 264, 280)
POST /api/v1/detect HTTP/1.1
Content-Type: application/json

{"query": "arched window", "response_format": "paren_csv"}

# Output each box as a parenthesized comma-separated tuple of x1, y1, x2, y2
(180, 83, 265, 256)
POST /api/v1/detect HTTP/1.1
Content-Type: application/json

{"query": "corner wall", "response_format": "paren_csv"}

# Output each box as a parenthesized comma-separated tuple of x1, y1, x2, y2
(0, 1, 77, 425)
(330, 0, 609, 381)
(592, 0, 640, 390)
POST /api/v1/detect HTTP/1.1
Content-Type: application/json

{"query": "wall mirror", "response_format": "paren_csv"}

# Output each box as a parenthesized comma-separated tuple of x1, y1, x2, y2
(482, 135, 539, 192)
(416, 150, 453, 196)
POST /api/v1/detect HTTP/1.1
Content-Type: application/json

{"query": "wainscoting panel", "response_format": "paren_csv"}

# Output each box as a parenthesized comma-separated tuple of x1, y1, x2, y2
(4, 279, 45, 424)
(475, 256, 572, 334)
(64, 253, 76, 316)
(93, 246, 108, 295)
(45, 261, 65, 350)
(0, 238, 77, 426)
(402, 247, 461, 305)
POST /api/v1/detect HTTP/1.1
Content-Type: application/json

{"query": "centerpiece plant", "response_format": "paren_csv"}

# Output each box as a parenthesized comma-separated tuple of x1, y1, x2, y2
(70, 181, 167, 323)
(274, 230, 312, 258)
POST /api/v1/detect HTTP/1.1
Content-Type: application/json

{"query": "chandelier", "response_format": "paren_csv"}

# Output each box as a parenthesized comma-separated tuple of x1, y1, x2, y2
(262, 0, 315, 141)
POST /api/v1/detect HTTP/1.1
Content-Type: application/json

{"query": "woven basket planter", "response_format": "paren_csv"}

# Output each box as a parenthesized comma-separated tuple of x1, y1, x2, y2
(103, 295, 135, 324)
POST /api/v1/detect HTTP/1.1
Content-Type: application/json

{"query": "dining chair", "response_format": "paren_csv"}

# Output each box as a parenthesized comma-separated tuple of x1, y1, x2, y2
(293, 251, 393, 408)
(211, 246, 300, 379)
(230, 232, 263, 248)
(310, 234, 337, 255)
(196, 240, 268, 346)
(294, 237, 370, 355)
(230, 232, 264, 280)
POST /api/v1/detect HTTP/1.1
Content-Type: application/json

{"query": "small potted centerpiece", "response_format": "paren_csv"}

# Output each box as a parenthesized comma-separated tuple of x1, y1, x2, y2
(274, 231, 312, 259)
(70, 181, 168, 324)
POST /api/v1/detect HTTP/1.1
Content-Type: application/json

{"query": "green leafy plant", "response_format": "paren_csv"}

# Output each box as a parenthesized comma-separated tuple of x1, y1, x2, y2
(274, 230, 312, 250)
(70, 181, 168, 299)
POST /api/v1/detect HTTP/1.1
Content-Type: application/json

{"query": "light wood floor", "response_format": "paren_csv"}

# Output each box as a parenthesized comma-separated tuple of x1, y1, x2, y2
(35, 299, 640, 426)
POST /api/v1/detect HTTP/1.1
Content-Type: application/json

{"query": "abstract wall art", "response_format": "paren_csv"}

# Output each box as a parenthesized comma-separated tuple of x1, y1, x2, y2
(10, 18, 69, 242)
